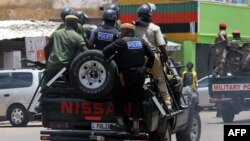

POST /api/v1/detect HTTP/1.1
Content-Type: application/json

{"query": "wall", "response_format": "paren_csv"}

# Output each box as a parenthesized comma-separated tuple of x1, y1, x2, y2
(118, 1, 198, 43)
(0, 39, 26, 69)
(199, 2, 250, 44)
(0, 0, 114, 20)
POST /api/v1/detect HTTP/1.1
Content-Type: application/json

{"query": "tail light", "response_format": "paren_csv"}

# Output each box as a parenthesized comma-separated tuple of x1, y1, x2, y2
(48, 121, 68, 129)
(40, 135, 50, 141)
(209, 98, 217, 103)
(215, 94, 224, 99)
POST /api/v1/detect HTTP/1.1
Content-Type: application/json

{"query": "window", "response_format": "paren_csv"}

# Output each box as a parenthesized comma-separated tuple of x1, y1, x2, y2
(0, 72, 33, 89)
(198, 77, 209, 88)
(0, 73, 11, 89)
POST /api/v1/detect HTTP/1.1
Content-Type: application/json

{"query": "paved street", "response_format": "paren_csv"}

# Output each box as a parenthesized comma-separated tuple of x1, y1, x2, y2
(0, 110, 250, 141)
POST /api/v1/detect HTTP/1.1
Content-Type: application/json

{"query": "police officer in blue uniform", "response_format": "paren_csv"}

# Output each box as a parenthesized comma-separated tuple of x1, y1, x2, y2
(103, 23, 155, 134)
(88, 9, 119, 50)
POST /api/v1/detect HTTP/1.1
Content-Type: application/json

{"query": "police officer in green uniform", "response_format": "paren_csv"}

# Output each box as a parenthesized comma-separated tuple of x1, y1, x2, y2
(75, 11, 97, 41)
(42, 15, 87, 88)
(105, 4, 121, 29)
(56, 7, 75, 30)
(44, 7, 75, 60)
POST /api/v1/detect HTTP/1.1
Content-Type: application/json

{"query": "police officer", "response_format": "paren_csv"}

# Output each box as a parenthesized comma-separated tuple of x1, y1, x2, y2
(88, 9, 119, 50)
(57, 7, 75, 30)
(44, 7, 75, 60)
(75, 11, 96, 41)
(134, 3, 171, 107)
(103, 23, 155, 134)
(42, 15, 87, 88)
(105, 3, 121, 29)
(35, 15, 87, 113)
(134, 3, 184, 110)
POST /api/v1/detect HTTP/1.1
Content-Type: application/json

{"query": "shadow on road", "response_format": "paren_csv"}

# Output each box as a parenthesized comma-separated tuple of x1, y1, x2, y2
(0, 121, 42, 128)
(207, 119, 250, 125)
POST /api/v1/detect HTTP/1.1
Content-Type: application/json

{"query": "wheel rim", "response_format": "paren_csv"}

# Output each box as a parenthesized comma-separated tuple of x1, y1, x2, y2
(11, 108, 24, 125)
(190, 117, 199, 141)
(78, 60, 106, 89)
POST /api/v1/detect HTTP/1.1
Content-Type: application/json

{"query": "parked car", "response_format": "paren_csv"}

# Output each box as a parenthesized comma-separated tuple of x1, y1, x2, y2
(197, 75, 216, 108)
(0, 69, 43, 127)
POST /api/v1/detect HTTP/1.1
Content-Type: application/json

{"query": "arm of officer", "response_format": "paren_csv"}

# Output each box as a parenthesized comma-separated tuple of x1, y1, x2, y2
(77, 37, 88, 52)
(87, 29, 97, 49)
(44, 36, 54, 62)
(143, 42, 155, 69)
(103, 39, 125, 58)
(155, 28, 168, 61)
(79, 42, 88, 52)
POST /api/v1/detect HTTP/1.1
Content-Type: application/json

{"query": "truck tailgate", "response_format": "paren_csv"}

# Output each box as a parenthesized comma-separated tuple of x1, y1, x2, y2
(209, 76, 250, 98)
(42, 98, 118, 129)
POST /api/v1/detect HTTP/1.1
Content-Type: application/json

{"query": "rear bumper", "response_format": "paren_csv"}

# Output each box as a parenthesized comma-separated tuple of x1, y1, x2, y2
(41, 129, 149, 141)
(216, 98, 250, 103)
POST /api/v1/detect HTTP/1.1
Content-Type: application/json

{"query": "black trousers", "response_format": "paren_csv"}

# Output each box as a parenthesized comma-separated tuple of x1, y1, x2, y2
(114, 68, 145, 119)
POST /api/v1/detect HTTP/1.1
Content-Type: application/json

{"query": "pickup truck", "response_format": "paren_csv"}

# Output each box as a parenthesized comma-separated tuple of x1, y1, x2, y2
(208, 41, 250, 122)
(209, 75, 250, 122)
(37, 50, 201, 141)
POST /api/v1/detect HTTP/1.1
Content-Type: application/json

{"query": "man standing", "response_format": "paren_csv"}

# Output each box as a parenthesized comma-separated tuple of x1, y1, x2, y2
(88, 9, 119, 50)
(214, 23, 228, 44)
(35, 15, 87, 113)
(42, 15, 87, 88)
(57, 7, 75, 30)
(75, 11, 97, 41)
(182, 62, 198, 91)
(134, 3, 172, 107)
(212, 23, 229, 77)
(103, 23, 155, 134)
(105, 3, 121, 29)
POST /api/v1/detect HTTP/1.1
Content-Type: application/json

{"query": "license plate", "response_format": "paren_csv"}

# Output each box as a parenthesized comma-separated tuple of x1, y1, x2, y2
(91, 122, 115, 131)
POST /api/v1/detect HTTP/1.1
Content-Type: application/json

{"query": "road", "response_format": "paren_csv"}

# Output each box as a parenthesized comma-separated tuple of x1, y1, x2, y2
(0, 110, 250, 141)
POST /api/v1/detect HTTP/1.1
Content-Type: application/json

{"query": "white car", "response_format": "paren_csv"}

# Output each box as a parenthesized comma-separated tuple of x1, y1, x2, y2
(197, 75, 216, 108)
(0, 69, 43, 127)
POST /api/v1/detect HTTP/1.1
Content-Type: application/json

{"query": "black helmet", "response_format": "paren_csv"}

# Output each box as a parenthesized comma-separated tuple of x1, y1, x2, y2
(106, 4, 120, 17)
(137, 3, 155, 22)
(60, 7, 74, 22)
(102, 9, 117, 21)
(75, 11, 88, 25)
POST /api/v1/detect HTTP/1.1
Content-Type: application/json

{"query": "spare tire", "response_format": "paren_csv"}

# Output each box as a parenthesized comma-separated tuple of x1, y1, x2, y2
(70, 50, 116, 100)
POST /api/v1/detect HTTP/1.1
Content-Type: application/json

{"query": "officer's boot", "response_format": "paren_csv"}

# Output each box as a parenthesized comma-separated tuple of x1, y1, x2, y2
(110, 116, 126, 131)
(131, 119, 139, 135)
(175, 93, 188, 110)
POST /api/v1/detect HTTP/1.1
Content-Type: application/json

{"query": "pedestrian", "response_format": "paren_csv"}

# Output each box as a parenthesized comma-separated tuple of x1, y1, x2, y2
(134, 3, 183, 109)
(103, 23, 155, 134)
(182, 62, 198, 91)
(88, 9, 119, 50)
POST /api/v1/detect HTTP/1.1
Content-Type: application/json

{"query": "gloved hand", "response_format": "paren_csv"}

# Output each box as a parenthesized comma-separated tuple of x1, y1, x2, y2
(145, 67, 152, 73)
